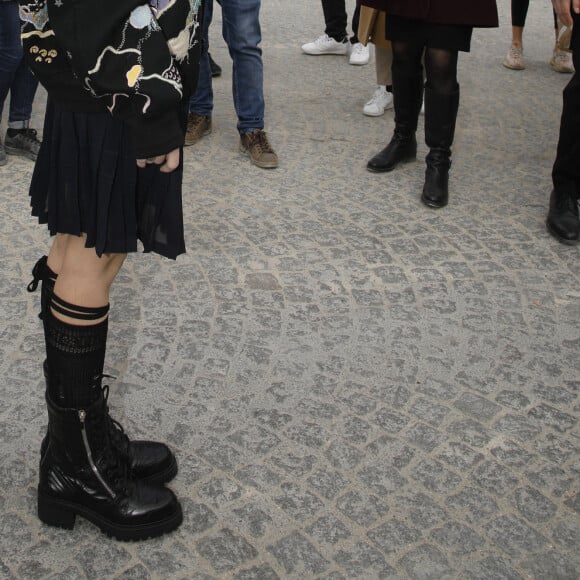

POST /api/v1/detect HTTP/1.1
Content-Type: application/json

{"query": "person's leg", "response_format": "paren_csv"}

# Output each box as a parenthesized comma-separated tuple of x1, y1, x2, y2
(37, 234, 182, 539)
(0, 1, 22, 165)
(363, 44, 393, 117)
(322, 0, 348, 42)
(503, 0, 529, 70)
(220, 0, 278, 168)
(547, 13, 580, 243)
(186, 0, 214, 144)
(367, 39, 423, 172)
(220, 0, 264, 133)
(550, 8, 574, 73)
(421, 47, 460, 208)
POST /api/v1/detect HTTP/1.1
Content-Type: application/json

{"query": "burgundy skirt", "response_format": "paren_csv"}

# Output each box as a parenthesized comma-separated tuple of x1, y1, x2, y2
(30, 101, 186, 259)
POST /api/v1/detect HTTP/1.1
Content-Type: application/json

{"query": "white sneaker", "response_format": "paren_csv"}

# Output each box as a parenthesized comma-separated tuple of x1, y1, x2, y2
(301, 34, 348, 56)
(363, 87, 393, 116)
(349, 42, 370, 65)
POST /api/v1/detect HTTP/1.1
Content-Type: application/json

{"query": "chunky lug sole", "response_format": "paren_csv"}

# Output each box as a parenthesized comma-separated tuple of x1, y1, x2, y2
(38, 490, 183, 541)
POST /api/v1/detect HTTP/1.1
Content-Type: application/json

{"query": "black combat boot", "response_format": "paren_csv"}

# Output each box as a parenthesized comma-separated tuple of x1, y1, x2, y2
(421, 85, 460, 209)
(367, 59, 423, 173)
(38, 390, 182, 540)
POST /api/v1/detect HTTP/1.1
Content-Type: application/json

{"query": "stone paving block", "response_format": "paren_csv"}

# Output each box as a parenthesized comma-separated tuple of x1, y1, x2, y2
(490, 438, 536, 468)
(534, 432, 577, 465)
(196, 528, 258, 573)
(430, 522, 485, 556)
(484, 515, 548, 556)
(472, 460, 520, 496)
(266, 532, 329, 576)
(395, 492, 449, 529)
(305, 514, 352, 545)
(398, 544, 453, 580)
(445, 487, 499, 525)
(528, 403, 577, 433)
(333, 542, 397, 579)
(519, 551, 578, 580)
(306, 468, 349, 500)
(464, 556, 524, 580)
(273, 482, 325, 521)
(336, 490, 389, 526)
(410, 459, 462, 493)
(512, 486, 557, 523)
(367, 519, 422, 554)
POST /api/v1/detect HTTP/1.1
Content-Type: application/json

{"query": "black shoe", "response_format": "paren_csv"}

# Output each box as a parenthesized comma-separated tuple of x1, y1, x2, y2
(208, 52, 222, 77)
(421, 152, 450, 209)
(40, 362, 178, 486)
(546, 188, 579, 245)
(366, 133, 417, 173)
(4, 128, 41, 161)
(38, 391, 182, 541)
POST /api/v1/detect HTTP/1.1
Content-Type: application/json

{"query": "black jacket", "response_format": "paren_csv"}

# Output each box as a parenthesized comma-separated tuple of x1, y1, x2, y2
(19, 0, 204, 157)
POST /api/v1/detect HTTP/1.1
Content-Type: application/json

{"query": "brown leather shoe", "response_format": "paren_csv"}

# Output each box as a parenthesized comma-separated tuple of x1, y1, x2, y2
(185, 113, 211, 146)
(239, 129, 278, 168)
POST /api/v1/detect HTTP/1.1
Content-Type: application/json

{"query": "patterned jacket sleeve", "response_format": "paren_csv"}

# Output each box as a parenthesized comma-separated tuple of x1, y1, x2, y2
(45, 0, 199, 157)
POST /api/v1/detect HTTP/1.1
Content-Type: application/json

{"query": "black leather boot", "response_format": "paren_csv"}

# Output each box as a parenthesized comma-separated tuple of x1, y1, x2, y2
(421, 86, 460, 208)
(546, 188, 580, 244)
(38, 391, 182, 540)
(367, 59, 423, 173)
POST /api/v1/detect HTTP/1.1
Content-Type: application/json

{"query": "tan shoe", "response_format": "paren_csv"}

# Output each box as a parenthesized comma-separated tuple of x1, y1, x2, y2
(503, 44, 525, 70)
(550, 49, 574, 74)
(185, 113, 211, 146)
(239, 129, 278, 169)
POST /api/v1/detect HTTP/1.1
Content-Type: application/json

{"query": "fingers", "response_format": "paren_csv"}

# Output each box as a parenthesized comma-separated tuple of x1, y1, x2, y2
(136, 149, 180, 173)
(160, 149, 181, 173)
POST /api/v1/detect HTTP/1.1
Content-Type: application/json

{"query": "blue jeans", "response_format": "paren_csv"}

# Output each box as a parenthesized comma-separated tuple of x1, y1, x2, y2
(0, 0, 39, 128)
(189, 0, 264, 134)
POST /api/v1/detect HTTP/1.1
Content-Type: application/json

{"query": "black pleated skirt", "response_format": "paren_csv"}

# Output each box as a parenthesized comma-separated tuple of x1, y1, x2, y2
(386, 16, 473, 52)
(30, 101, 185, 259)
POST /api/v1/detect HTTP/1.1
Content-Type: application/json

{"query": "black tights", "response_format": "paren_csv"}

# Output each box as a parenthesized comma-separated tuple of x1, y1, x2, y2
(392, 41, 459, 94)
(511, 0, 557, 30)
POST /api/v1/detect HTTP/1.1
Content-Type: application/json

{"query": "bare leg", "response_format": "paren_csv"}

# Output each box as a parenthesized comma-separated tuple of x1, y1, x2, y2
(47, 233, 125, 325)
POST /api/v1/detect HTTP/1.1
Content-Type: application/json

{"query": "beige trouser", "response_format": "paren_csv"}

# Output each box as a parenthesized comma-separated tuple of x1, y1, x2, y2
(375, 45, 393, 86)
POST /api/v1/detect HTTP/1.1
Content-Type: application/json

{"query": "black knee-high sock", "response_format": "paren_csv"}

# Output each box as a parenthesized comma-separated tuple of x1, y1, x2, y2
(43, 294, 110, 409)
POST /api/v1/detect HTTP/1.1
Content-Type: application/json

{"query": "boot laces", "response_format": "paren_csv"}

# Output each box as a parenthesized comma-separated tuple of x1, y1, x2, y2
(86, 396, 131, 494)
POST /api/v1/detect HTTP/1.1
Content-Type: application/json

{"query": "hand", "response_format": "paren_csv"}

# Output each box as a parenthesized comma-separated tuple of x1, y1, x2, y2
(552, 0, 580, 26)
(136, 148, 180, 173)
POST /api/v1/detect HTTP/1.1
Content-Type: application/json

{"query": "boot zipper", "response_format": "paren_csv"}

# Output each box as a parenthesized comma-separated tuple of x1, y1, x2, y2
(78, 410, 116, 499)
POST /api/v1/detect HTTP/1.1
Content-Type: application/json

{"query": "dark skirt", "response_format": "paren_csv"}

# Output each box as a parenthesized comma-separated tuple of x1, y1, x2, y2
(30, 101, 185, 259)
(386, 15, 473, 52)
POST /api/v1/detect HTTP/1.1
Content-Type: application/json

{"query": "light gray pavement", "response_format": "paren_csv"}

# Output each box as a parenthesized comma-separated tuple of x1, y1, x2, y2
(1, 1, 579, 578)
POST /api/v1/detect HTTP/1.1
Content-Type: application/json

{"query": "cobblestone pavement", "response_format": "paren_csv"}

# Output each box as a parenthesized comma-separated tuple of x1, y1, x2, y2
(1, 1, 579, 578)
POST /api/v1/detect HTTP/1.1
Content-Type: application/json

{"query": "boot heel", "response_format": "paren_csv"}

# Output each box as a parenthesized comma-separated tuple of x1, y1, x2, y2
(38, 493, 76, 529)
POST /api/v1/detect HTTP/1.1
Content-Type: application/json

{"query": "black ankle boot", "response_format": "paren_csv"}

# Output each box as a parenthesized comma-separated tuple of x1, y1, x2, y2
(546, 188, 580, 244)
(38, 391, 182, 540)
(422, 151, 451, 208)
(367, 132, 417, 173)
(367, 59, 423, 173)
(421, 85, 460, 209)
